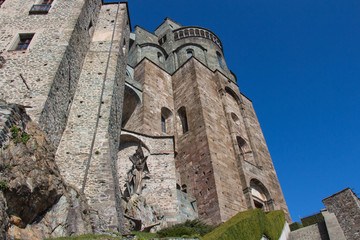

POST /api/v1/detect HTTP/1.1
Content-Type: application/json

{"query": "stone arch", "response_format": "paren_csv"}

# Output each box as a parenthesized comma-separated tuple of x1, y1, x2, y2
(119, 134, 150, 152)
(236, 136, 250, 154)
(249, 178, 273, 211)
(225, 87, 241, 105)
(161, 107, 173, 134)
(177, 106, 189, 134)
(122, 85, 141, 128)
(139, 43, 168, 59)
(231, 112, 240, 126)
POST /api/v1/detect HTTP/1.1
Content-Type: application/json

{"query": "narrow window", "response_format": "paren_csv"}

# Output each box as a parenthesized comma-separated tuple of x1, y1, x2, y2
(217, 51, 224, 69)
(178, 107, 189, 134)
(157, 52, 164, 63)
(161, 115, 166, 133)
(186, 49, 193, 58)
(15, 34, 34, 51)
(161, 107, 173, 134)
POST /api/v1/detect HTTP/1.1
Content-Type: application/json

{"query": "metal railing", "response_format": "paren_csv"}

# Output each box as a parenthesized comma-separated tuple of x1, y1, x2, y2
(29, 4, 51, 14)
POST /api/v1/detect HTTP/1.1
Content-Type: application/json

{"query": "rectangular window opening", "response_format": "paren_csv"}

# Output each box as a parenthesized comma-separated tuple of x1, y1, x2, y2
(14, 33, 34, 51)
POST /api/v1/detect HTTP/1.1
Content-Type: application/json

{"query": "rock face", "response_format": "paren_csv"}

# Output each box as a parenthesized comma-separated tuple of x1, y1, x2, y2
(124, 194, 165, 232)
(0, 121, 93, 239)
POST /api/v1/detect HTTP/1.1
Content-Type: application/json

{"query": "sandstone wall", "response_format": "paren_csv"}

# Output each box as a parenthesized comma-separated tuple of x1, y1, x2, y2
(172, 59, 221, 225)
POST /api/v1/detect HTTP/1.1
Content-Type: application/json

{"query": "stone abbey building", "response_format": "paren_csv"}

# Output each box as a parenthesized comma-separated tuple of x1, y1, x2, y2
(0, 0, 290, 233)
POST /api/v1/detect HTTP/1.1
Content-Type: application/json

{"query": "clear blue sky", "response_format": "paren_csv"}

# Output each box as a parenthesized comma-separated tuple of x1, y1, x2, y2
(109, 0, 360, 222)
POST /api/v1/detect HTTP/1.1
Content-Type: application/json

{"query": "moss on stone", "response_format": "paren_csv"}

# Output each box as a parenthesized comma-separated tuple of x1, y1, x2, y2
(202, 209, 285, 240)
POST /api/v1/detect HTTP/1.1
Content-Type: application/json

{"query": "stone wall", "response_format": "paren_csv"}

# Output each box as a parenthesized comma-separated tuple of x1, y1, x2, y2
(0, 0, 102, 149)
(290, 223, 329, 240)
(55, 3, 130, 233)
(118, 130, 180, 226)
(322, 188, 360, 240)
(172, 59, 221, 225)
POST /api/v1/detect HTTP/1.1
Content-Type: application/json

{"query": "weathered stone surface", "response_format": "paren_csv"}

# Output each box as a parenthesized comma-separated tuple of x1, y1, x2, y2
(123, 194, 165, 232)
(0, 120, 92, 239)
(322, 188, 360, 240)
(0, 121, 64, 224)
(0, 193, 11, 240)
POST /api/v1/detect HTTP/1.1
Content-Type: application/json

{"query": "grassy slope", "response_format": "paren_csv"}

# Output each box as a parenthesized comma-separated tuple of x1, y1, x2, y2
(202, 209, 285, 240)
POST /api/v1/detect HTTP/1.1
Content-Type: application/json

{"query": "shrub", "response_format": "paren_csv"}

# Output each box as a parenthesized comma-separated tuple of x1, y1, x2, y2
(202, 209, 285, 240)
(289, 222, 303, 231)
(157, 219, 214, 238)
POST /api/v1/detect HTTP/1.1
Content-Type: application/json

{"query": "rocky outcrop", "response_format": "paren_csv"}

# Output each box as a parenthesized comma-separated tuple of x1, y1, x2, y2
(0, 120, 93, 239)
(123, 194, 165, 232)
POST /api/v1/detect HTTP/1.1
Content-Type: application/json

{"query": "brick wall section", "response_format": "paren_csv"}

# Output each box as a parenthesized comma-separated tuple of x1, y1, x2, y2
(322, 188, 360, 240)
(55, 3, 129, 232)
(172, 59, 221, 225)
(192, 60, 246, 222)
(0, 0, 102, 149)
(141, 60, 174, 136)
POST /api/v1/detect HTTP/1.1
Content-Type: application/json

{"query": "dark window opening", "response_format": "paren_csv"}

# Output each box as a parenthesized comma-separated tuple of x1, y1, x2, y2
(217, 51, 224, 69)
(0, 0, 5, 7)
(178, 107, 189, 134)
(15, 34, 34, 51)
(158, 35, 167, 45)
(29, 0, 53, 14)
(254, 200, 264, 209)
(161, 115, 166, 133)
(157, 52, 164, 63)
(187, 49, 193, 58)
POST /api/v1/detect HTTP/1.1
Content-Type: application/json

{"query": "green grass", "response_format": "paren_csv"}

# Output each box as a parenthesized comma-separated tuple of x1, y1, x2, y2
(132, 231, 158, 240)
(289, 222, 303, 231)
(202, 209, 285, 240)
(45, 234, 122, 240)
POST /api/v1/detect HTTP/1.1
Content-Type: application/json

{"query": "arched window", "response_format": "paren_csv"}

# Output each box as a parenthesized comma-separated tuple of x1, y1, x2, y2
(187, 49, 193, 58)
(178, 106, 189, 134)
(231, 113, 240, 126)
(161, 107, 173, 134)
(216, 51, 224, 69)
(157, 52, 164, 63)
(249, 179, 273, 211)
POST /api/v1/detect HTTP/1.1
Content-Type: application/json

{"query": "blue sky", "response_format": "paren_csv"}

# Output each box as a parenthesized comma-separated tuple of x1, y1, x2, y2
(108, 0, 360, 222)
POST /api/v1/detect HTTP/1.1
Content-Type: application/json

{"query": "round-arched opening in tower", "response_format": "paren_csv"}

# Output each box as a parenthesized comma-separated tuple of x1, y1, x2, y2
(249, 179, 274, 211)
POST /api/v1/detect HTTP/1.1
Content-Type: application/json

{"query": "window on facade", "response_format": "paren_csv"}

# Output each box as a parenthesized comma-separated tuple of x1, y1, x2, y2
(161, 115, 166, 133)
(29, 0, 53, 14)
(157, 52, 164, 63)
(186, 49, 193, 58)
(161, 107, 173, 134)
(158, 35, 167, 45)
(14, 34, 34, 51)
(178, 106, 189, 134)
(217, 51, 224, 69)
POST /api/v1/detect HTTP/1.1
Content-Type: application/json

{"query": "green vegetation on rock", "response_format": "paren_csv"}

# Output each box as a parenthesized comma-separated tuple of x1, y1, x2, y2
(10, 125, 30, 144)
(157, 219, 215, 238)
(202, 209, 285, 240)
(45, 234, 122, 240)
(0, 181, 9, 191)
(132, 231, 159, 240)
